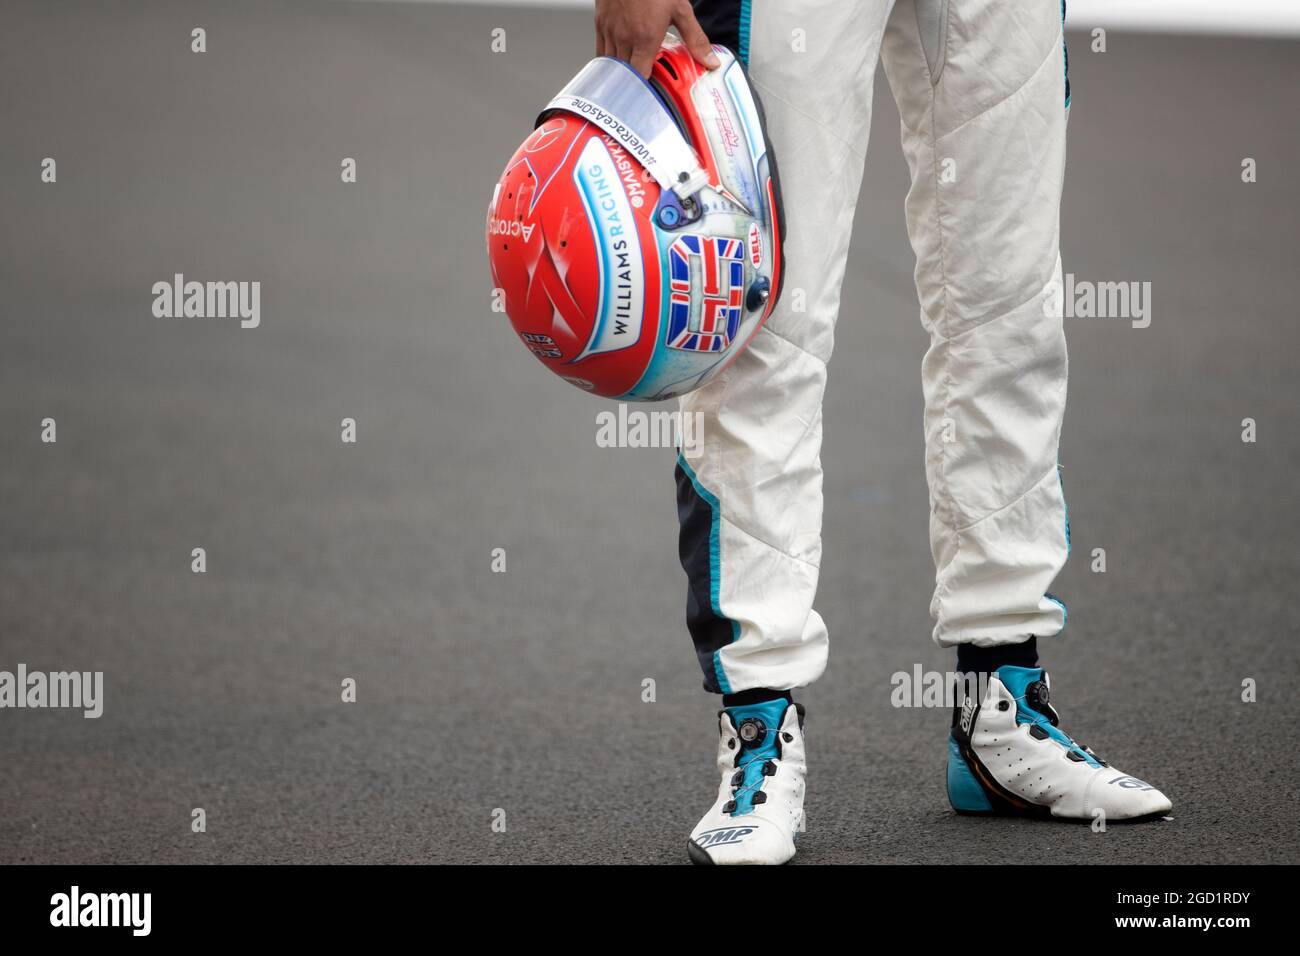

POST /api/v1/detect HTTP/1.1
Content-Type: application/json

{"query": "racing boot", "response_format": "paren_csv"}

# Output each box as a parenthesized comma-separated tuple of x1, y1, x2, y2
(688, 699, 806, 864)
(947, 666, 1172, 822)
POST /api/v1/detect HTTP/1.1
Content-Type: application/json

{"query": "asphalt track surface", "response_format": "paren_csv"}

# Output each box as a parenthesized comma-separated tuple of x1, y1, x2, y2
(1, 1, 1297, 865)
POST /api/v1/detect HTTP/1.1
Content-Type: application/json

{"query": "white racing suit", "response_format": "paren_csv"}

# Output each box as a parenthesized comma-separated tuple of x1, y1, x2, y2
(677, 0, 1072, 693)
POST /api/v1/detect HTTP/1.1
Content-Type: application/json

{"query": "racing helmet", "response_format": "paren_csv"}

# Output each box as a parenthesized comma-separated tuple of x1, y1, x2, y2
(486, 38, 785, 401)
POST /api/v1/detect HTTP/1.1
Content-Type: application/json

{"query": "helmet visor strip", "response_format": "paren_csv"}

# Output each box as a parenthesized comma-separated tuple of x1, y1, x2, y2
(538, 57, 709, 200)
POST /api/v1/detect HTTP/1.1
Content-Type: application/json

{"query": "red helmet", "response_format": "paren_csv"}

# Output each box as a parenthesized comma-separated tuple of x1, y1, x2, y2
(486, 39, 784, 401)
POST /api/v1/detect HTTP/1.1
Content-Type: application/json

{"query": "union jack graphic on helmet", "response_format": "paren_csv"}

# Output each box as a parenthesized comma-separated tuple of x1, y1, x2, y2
(666, 235, 745, 353)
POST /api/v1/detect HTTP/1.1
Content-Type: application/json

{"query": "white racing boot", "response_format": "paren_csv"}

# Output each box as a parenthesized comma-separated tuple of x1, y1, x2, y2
(688, 699, 806, 864)
(948, 666, 1172, 822)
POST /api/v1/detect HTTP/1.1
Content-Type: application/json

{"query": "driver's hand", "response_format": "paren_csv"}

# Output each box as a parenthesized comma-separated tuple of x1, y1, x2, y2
(595, 0, 719, 78)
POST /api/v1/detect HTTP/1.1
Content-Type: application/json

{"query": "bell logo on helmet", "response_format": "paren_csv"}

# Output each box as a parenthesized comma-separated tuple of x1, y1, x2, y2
(666, 235, 744, 353)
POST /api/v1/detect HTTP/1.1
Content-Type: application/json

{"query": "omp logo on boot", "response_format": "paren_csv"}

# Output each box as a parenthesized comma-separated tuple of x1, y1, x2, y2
(694, 826, 755, 847)
(1107, 775, 1157, 791)
(959, 696, 977, 734)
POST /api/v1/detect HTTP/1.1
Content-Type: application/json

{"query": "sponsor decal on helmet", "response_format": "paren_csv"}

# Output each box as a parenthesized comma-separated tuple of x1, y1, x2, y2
(525, 118, 567, 152)
(722, 68, 766, 167)
(708, 88, 741, 158)
(747, 222, 762, 268)
(599, 134, 649, 209)
(571, 137, 646, 360)
(520, 331, 561, 359)
(489, 217, 535, 242)
(666, 234, 744, 353)
(557, 96, 659, 177)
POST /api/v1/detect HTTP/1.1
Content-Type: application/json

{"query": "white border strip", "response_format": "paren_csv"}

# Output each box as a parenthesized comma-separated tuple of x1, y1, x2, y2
(382, 0, 1300, 38)
(1069, 0, 1300, 38)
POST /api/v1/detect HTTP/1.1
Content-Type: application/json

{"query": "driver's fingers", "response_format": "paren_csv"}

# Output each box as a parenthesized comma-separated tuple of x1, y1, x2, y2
(674, 7, 720, 70)
(629, 44, 657, 79)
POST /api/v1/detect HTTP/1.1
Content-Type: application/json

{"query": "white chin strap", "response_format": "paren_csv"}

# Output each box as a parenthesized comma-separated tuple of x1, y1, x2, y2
(539, 57, 710, 201)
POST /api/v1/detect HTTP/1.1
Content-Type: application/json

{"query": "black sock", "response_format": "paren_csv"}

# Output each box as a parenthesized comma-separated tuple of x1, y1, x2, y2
(722, 688, 793, 708)
(956, 636, 1039, 675)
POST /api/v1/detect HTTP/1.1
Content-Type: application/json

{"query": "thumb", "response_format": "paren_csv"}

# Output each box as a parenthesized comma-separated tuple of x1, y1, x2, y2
(674, 8, 720, 70)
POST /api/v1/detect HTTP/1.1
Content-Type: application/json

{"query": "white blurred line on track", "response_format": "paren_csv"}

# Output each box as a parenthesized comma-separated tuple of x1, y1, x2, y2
(351, 0, 1300, 39)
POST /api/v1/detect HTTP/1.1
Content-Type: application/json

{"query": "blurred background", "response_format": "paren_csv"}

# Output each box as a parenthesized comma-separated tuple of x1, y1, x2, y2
(1, 0, 1296, 864)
